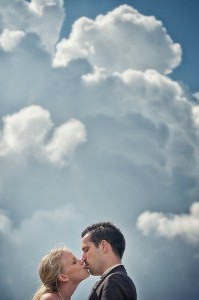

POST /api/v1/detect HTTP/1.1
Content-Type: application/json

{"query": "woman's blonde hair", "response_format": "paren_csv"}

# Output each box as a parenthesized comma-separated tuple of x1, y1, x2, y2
(32, 247, 67, 300)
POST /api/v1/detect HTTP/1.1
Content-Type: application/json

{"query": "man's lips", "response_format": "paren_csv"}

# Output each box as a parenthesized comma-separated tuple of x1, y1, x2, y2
(83, 260, 89, 269)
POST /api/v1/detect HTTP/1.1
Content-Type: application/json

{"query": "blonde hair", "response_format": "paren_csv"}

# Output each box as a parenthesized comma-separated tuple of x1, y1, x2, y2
(32, 247, 67, 300)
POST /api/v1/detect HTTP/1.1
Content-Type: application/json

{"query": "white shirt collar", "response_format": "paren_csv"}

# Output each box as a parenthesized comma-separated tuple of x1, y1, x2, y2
(101, 264, 122, 278)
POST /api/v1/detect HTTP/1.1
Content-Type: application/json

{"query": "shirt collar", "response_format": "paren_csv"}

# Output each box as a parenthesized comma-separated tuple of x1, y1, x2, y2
(101, 264, 122, 279)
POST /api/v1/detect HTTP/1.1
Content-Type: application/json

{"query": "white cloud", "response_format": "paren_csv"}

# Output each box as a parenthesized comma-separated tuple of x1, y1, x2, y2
(0, 0, 64, 53)
(27, 0, 65, 52)
(45, 119, 87, 166)
(0, 105, 53, 155)
(0, 2, 199, 299)
(29, 0, 63, 15)
(0, 28, 25, 52)
(0, 105, 87, 166)
(193, 91, 199, 101)
(53, 5, 181, 74)
(137, 202, 199, 245)
(192, 105, 199, 127)
(81, 68, 197, 173)
(82, 68, 188, 122)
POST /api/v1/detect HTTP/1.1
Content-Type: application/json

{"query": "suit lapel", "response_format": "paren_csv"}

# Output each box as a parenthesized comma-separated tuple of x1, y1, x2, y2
(88, 266, 126, 299)
(88, 274, 107, 298)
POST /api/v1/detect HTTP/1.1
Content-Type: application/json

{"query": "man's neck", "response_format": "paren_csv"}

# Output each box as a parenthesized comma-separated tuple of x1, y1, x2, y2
(101, 263, 122, 278)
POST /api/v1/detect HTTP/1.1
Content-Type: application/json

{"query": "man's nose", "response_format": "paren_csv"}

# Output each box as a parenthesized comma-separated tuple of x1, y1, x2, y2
(82, 253, 86, 260)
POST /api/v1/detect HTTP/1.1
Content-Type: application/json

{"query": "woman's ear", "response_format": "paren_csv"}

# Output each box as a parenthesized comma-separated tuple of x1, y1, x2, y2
(57, 273, 69, 282)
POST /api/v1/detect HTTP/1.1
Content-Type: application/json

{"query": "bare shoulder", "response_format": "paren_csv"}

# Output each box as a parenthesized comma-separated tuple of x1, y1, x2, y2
(40, 293, 59, 300)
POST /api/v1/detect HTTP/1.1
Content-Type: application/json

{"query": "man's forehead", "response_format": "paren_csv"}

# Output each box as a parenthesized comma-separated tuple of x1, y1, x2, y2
(82, 232, 91, 240)
(82, 233, 92, 245)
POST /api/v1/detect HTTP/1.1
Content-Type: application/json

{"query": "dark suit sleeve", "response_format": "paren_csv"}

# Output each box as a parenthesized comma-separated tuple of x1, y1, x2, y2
(100, 273, 137, 300)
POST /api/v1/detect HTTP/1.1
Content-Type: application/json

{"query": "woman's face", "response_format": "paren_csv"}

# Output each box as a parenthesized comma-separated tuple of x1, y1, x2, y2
(60, 250, 90, 283)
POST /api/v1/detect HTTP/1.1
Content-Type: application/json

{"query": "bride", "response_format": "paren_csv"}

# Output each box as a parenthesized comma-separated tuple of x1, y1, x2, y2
(32, 246, 90, 300)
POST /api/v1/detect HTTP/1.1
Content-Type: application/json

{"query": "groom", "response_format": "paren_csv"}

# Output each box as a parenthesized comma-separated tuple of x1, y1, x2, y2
(81, 221, 137, 300)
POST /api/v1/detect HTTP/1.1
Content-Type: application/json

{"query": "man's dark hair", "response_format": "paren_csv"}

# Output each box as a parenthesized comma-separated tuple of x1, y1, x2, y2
(81, 221, 126, 258)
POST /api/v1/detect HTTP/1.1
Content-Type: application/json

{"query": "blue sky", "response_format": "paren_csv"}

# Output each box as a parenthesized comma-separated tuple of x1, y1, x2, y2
(0, 1, 199, 299)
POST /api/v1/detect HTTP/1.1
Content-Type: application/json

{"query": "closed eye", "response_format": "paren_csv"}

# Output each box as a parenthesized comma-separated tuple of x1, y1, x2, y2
(83, 247, 89, 253)
(72, 257, 77, 264)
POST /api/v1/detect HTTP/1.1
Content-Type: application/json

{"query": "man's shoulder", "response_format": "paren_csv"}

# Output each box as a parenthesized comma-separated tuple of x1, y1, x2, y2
(108, 265, 127, 276)
(107, 270, 130, 280)
(106, 268, 136, 286)
(102, 269, 137, 299)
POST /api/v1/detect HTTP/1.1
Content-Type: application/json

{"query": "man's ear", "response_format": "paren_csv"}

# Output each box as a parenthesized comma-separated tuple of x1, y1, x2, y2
(100, 240, 109, 253)
(57, 273, 69, 282)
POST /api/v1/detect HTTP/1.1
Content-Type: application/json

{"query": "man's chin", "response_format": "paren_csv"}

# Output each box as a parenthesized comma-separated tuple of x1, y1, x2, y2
(89, 270, 101, 276)
(89, 269, 95, 275)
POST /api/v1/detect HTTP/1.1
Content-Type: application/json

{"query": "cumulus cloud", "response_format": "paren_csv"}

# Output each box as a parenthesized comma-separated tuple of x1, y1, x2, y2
(0, 0, 64, 53)
(53, 5, 181, 74)
(46, 118, 87, 166)
(81, 67, 199, 176)
(0, 1, 199, 300)
(192, 105, 199, 127)
(137, 202, 199, 245)
(0, 28, 25, 52)
(0, 105, 52, 155)
(82, 68, 188, 123)
(0, 105, 87, 166)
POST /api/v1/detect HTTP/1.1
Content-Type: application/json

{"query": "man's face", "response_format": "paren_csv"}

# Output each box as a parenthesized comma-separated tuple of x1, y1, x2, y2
(81, 233, 104, 276)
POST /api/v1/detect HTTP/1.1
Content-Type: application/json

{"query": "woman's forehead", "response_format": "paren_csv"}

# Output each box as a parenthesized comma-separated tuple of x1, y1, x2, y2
(62, 250, 75, 263)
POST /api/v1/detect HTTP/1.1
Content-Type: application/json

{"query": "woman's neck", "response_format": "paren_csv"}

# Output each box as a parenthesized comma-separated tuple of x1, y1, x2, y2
(58, 282, 79, 300)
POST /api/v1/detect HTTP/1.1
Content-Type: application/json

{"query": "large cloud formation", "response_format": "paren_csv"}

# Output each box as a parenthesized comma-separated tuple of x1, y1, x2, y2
(53, 5, 181, 74)
(0, 1, 199, 300)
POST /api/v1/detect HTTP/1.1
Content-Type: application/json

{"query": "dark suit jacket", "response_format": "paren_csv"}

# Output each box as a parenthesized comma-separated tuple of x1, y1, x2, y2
(88, 265, 137, 300)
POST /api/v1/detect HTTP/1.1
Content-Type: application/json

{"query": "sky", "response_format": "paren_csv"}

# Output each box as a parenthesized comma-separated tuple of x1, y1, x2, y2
(0, 0, 199, 299)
